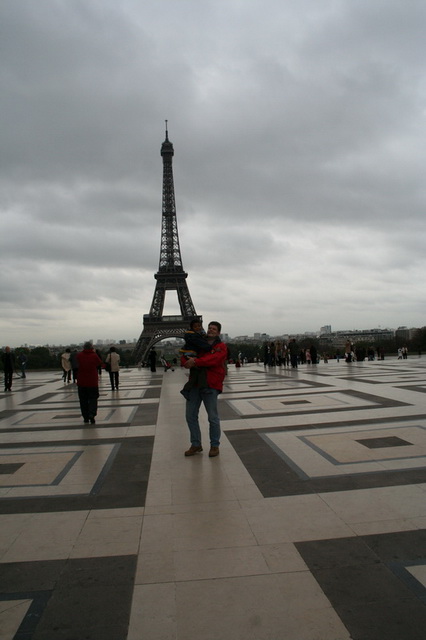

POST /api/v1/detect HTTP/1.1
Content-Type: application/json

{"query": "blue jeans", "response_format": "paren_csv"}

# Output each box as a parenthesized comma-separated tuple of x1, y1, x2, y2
(185, 387, 221, 447)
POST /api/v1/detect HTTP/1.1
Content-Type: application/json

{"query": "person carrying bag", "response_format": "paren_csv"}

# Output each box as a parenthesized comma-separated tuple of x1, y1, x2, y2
(105, 347, 120, 391)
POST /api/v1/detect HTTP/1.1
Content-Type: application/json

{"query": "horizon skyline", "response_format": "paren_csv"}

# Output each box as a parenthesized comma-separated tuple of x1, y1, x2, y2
(3, 321, 417, 350)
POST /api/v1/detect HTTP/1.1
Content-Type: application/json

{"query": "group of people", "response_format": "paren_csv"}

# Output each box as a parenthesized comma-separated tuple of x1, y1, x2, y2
(72, 319, 227, 449)
(397, 347, 408, 359)
(55, 342, 120, 424)
(263, 338, 304, 368)
(60, 346, 121, 390)
(71, 343, 121, 424)
(3, 319, 228, 458)
(146, 319, 228, 457)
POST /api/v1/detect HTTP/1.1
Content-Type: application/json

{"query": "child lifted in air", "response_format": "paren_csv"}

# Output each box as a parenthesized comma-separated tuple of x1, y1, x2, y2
(179, 319, 209, 359)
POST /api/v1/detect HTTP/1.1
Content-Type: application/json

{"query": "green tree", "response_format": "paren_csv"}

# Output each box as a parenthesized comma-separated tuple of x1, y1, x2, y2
(226, 342, 263, 362)
(411, 327, 426, 353)
(28, 347, 57, 369)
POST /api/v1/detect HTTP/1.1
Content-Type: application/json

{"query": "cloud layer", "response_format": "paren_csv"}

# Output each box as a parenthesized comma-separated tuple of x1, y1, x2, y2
(2, 0, 426, 345)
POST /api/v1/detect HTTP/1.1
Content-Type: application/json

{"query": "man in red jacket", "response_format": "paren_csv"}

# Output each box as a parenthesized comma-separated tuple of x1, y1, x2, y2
(76, 342, 104, 424)
(182, 321, 227, 458)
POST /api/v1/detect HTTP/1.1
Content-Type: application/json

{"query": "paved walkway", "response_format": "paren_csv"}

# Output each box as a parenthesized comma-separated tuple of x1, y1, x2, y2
(1, 358, 426, 639)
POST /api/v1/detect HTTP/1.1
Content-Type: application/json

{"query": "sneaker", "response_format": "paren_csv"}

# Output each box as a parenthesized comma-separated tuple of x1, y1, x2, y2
(184, 445, 203, 456)
(209, 447, 220, 457)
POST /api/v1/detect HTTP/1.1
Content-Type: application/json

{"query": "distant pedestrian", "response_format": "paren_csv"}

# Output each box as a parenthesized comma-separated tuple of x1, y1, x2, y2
(288, 339, 298, 368)
(70, 350, 79, 382)
(61, 348, 72, 382)
(95, 349, 103, 376)
(160, 356, 172, 371)
(76, 342, 104, 424)
(2, 346, 15, 392)
(18, 352, 28, 378)
(106, 346, 120, 391)
(149, 349, 157, 372)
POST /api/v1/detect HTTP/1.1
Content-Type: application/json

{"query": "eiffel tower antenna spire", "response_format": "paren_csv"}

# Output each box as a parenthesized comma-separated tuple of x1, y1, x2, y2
(133, 127, 201, 363)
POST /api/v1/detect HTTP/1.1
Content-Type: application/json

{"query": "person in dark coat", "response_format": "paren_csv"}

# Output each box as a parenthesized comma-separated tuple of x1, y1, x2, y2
(149, 349, 157, 372)
(70, 350, 79, 383)
(288, 339, 298, 369)
(2, 346, 15, 391)
(18, 352, 28, 378)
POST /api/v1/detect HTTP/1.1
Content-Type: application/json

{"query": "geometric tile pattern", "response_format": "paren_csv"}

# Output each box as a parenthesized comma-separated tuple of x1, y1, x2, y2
(296, 530, 426, 640)
(222, 386, 409, 419)
(226, 425, 426, 497)
(0, 367, 156, 638)
(0, 555, 137, 640)
(0, 369, 158, 516)
(0, 437, 154, 514)
(1, 359, 426, 638)
(223, 363, 426, 498)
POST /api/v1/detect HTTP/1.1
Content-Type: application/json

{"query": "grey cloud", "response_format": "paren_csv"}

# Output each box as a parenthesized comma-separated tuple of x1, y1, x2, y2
(1, 0, 426, 344)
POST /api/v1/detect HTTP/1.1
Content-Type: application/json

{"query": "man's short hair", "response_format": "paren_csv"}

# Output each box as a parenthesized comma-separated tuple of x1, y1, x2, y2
(83, 341, 93, 350)
(209, 321, 222, 333)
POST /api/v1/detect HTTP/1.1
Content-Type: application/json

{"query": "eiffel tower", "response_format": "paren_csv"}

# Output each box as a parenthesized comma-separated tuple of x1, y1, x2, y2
(133, 124, 201, 363)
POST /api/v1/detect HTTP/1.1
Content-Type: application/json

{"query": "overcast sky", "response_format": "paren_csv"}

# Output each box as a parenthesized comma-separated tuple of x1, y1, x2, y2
(2, 0, 426, 346)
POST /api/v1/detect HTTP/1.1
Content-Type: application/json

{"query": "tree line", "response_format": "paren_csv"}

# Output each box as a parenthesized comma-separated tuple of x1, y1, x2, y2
(11, 346, 135, 370)
(9, 328, 426, 370)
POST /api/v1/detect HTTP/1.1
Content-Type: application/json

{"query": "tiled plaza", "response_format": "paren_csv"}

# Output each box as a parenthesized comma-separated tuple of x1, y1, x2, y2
(1, 358, 426, 639)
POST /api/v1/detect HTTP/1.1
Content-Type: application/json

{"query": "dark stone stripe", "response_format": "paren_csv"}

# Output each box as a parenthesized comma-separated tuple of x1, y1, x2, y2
(0, 436, 154, 514)
(0, 555, 137, 640)
(226, 429, 426, 497)
(222, 389, 410, 421)
(296, 531, 426, 640)
(131, 402, 159, 425)
(143, 386, 162, 399)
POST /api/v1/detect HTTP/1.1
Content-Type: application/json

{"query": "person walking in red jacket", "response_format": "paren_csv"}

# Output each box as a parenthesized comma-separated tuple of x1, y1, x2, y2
(182, 321, 227, 458)
(76, 342, 104, 424)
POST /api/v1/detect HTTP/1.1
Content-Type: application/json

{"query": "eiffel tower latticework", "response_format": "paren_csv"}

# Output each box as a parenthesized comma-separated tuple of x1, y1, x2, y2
(133, 125, 201, 363)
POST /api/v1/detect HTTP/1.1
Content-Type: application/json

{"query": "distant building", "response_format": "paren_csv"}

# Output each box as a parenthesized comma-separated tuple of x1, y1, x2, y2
(320, 325, 332, 334)
(319, 328, 394, 349)
(395, 327, 417, 341)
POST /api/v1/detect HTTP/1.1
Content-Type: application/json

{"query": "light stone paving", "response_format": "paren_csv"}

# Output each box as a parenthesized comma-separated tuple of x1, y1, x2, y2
(1, 359, 426, 639)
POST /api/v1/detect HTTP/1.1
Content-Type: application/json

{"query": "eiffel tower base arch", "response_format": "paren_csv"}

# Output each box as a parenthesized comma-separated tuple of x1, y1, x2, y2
(133, 314, 202, 364)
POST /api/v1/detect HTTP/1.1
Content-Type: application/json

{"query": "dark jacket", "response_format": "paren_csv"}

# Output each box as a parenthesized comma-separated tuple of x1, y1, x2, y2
(180, 330, 209, 354)
(1, 352, 15, 372)
(181, 341, 227, 392)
